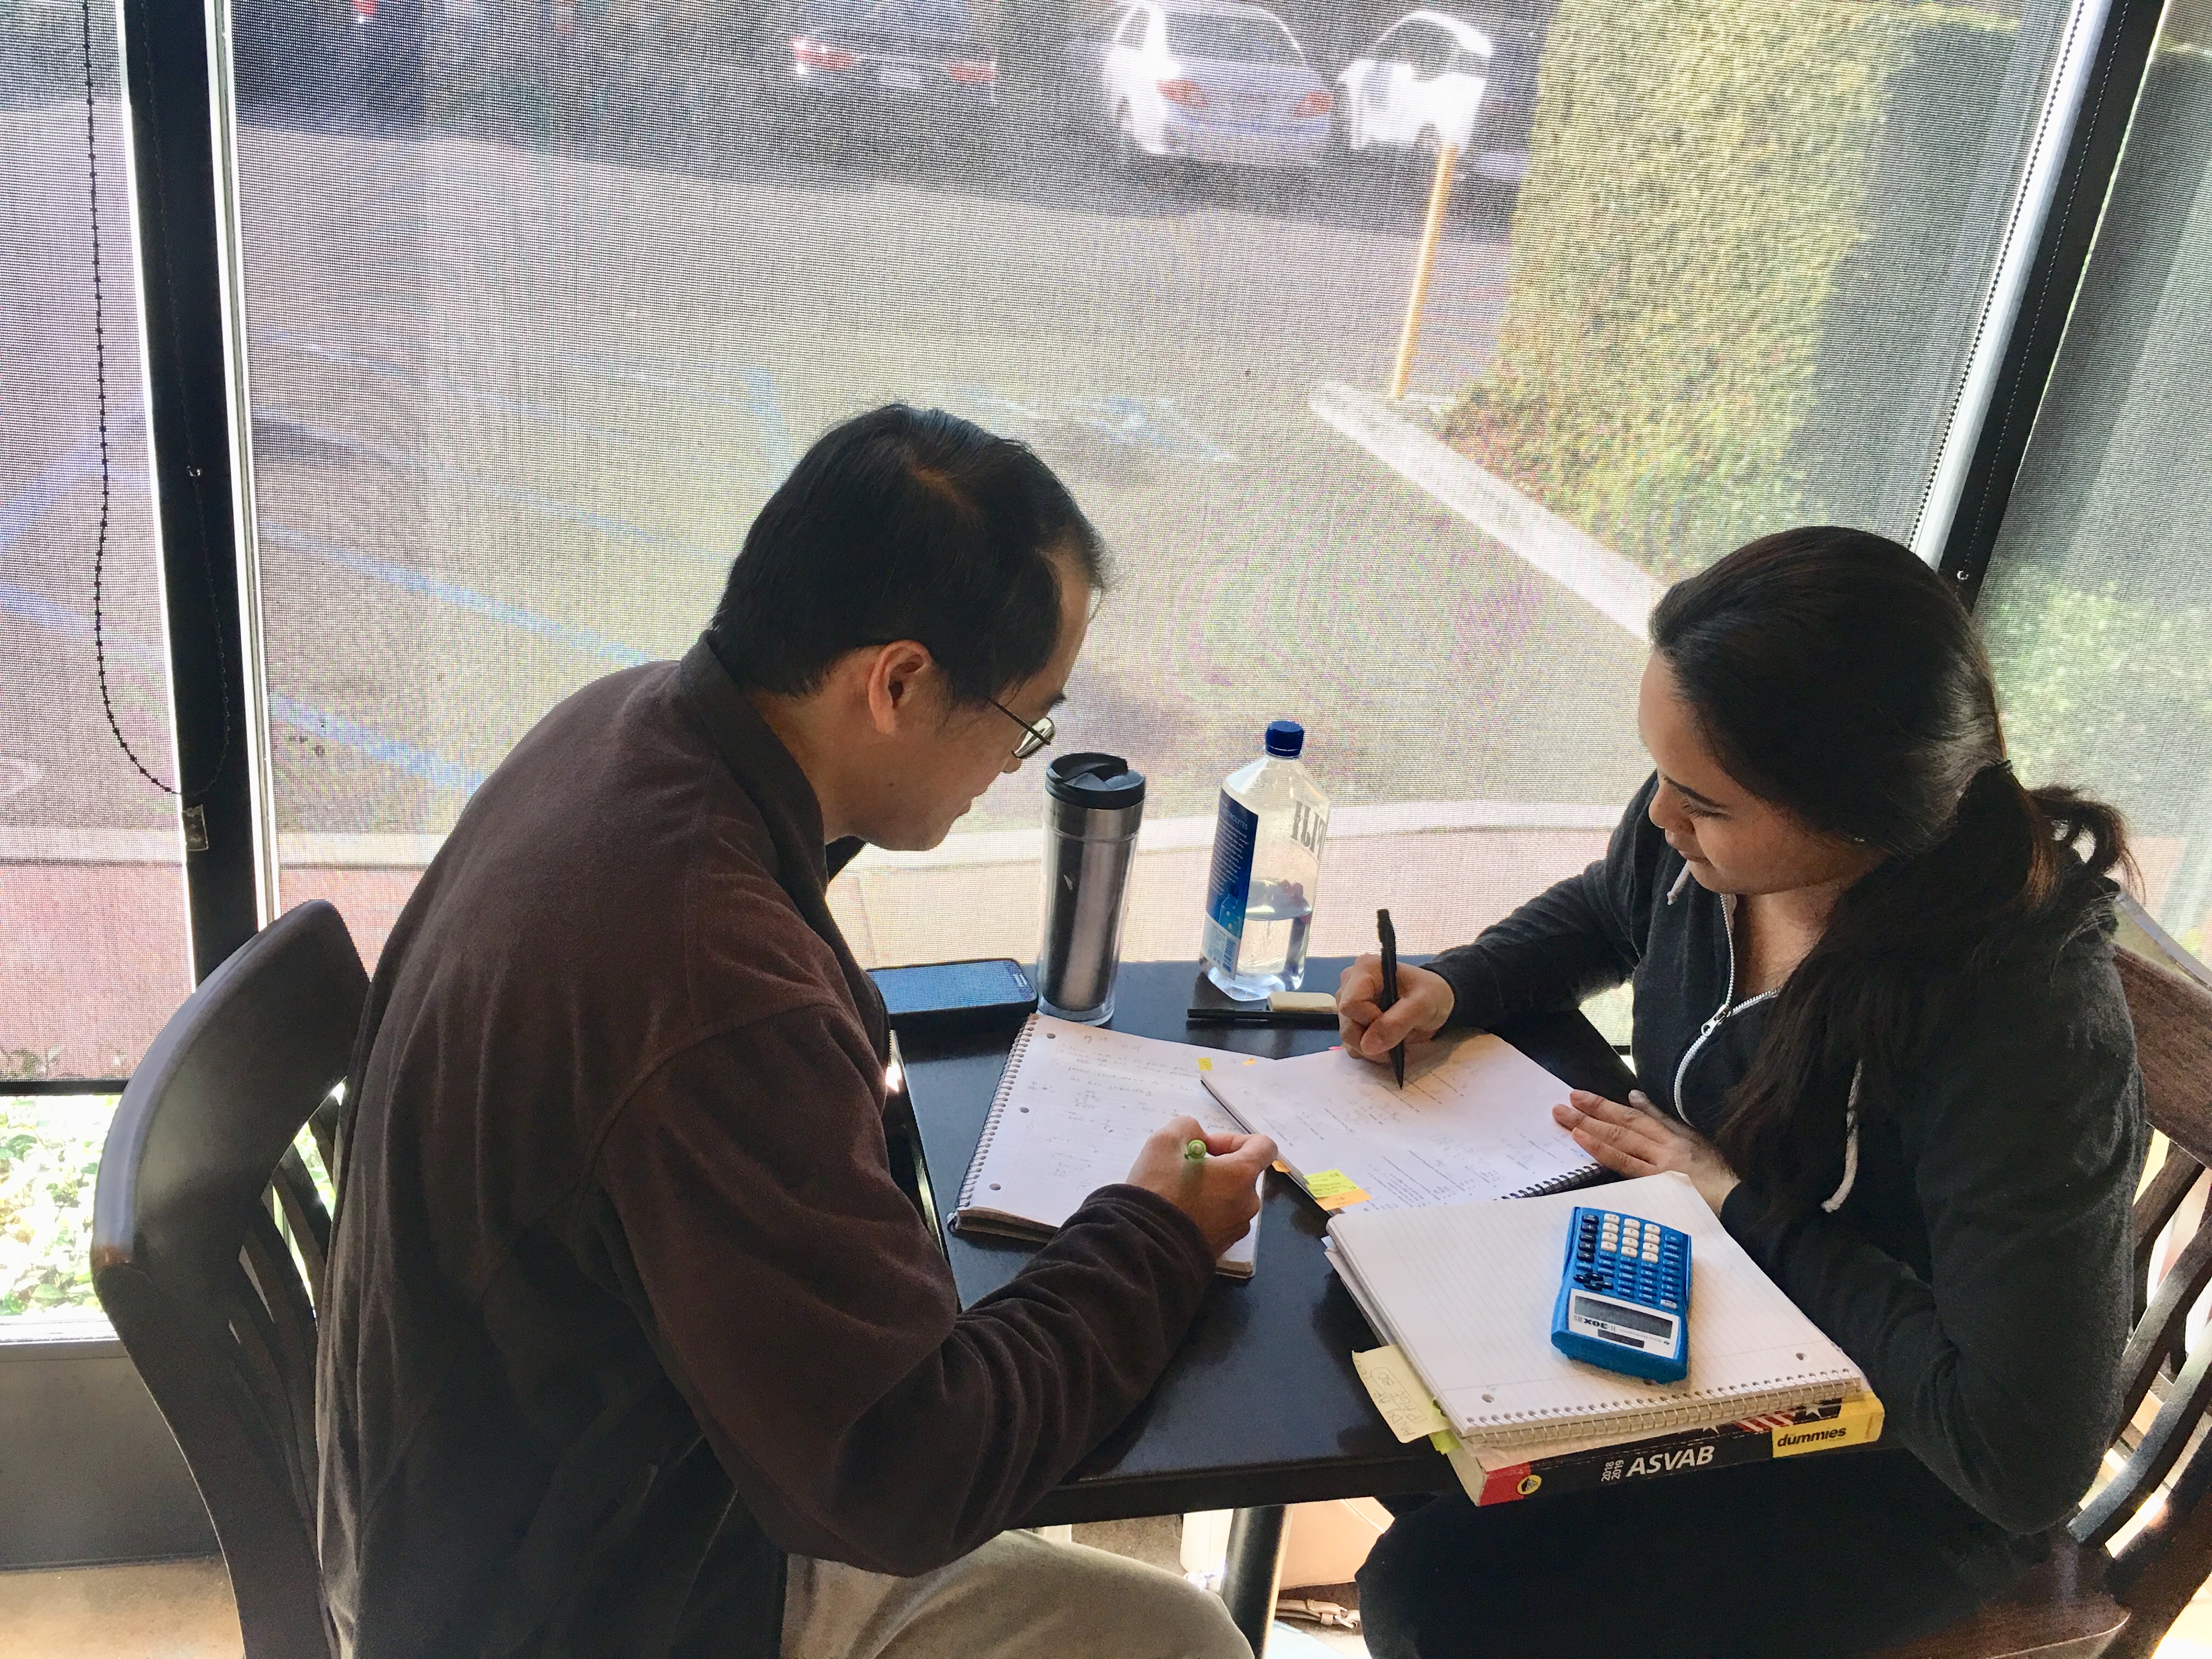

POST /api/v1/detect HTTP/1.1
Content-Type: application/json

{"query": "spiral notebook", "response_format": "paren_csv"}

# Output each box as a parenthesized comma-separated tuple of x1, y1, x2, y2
(1327, 1172, 1869, 1451)
(1198, 1031, 1604, 1213)
(953, 1016, 1264, 1278)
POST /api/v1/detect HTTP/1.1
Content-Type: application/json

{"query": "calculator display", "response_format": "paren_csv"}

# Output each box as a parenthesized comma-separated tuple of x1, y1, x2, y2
(1571, 1296, 1677, 1340)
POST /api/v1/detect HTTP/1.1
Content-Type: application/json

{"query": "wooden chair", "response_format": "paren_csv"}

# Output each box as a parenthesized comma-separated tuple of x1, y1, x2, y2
(92, 900, 367, 1659)
(1873, 945, 2212, 1658)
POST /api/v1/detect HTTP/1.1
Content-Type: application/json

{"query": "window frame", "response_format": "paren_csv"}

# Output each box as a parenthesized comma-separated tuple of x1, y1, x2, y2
(0, 0, 2186, 1573)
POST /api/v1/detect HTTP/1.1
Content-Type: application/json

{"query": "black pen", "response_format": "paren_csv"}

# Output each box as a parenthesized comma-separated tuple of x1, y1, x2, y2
(1377, 907, 1405, 1088)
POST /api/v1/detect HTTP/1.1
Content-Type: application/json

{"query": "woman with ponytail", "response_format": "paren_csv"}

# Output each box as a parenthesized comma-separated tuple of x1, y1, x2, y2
(1344, 528, 2145, 1657)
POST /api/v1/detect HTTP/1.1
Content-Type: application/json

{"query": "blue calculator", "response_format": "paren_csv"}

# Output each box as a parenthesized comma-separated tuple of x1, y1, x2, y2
(1549, 1207, 1692, 1384)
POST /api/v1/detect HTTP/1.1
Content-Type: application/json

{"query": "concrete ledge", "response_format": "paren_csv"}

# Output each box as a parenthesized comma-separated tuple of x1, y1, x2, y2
(1, 805, 1623, 871)
(1307, 379, 1661, 640)
(848, 799, 1621, 873)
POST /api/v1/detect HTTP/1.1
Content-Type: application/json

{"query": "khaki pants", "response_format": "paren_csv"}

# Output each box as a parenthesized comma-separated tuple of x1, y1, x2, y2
(782, 1530, 1252, 1659)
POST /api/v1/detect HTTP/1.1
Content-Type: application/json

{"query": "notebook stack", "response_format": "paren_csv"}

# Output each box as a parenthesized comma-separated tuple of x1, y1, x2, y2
(1327, 1171, 1882, 1504)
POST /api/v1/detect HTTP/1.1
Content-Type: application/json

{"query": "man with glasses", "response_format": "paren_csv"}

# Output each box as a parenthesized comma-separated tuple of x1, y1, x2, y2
(318, 404, 1273, 1659)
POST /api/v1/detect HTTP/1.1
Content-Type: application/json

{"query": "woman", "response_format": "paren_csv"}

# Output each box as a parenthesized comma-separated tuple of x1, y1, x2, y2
(1340, 528, 2145, 1658)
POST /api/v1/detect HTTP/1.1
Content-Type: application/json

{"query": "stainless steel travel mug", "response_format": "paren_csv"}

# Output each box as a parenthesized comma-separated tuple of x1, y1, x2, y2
(1036, 753, 1146, 1024)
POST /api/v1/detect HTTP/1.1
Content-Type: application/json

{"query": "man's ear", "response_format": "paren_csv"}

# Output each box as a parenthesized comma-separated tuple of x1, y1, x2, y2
(862, 640, 935, 735)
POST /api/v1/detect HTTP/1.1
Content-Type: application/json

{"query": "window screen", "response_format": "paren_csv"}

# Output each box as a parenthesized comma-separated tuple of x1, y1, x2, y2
(1, 3, 189, 1081)
(1981, 3, 2212, 962)
(226, 0, 2084, 977)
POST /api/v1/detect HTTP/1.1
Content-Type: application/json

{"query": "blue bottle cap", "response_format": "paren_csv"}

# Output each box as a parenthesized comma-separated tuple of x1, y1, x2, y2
(1265, 720, 1305, 758)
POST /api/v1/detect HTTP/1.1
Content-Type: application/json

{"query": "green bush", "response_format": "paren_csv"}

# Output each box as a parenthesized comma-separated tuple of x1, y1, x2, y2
(1446, 0, 2010, 578)
(0, 1098, 109, 1317)
(1982, 572, 2212, 831)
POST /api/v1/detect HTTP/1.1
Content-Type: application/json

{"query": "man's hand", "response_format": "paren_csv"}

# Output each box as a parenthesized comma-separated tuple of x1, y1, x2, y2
(1336, 955, 1455, 1063)
(1552, 1090, 1741, 1215)
(1124, 1118, 1279, 1258)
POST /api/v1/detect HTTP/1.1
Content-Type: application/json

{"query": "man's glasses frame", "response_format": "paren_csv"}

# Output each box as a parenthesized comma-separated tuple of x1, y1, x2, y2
(990, 699, 1056, 761)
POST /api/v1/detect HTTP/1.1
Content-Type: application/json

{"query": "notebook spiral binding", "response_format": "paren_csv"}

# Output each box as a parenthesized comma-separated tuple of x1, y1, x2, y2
(1459, 1369, 1867, 1446)
(1499, 1162, 1612, 1201)
(955, 1013, 1041, 1212)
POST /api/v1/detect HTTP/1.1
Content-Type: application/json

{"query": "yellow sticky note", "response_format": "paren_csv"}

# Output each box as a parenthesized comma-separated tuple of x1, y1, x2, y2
(1197, 1057, 1212, 1071)
(1304, 1169, 1373, 1210)
(1353, 1345, 1452, 1443)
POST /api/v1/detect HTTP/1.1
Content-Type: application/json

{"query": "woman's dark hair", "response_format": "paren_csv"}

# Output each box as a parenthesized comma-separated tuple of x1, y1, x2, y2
(1650, 527, 2131, 1214)
(709, 404, 1104, 706)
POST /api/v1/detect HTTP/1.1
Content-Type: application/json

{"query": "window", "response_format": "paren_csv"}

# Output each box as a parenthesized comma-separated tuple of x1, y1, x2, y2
(219, 0, 2100, 986)
(1980, 2, 2212, 961)
(1, 0, 189, 1084)
(1400, 23, 1457, 80)
(1088, 7, 1131, 46)
(1164, 13, 1301, 66)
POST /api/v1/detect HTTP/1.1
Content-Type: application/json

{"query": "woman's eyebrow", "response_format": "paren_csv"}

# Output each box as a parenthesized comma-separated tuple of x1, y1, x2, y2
(1662, 772, 1728, 810)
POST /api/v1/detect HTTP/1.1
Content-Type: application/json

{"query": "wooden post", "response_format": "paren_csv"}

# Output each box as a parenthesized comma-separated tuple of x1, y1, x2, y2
(1387, 140, 1460, 402)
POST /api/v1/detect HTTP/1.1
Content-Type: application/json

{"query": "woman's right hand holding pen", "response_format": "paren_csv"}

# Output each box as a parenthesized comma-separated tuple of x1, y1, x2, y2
(1337, 955, 1457, 1063)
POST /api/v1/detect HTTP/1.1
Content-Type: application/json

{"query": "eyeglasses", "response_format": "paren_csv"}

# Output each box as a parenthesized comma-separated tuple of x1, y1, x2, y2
(990, 699, 1056, 761)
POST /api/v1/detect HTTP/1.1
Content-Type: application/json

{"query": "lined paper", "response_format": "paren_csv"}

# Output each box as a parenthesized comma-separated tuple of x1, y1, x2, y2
(1328, 1172, 1864, 1447)
(955, 1017, 1263, 1276)
(1201, 1032, 1597, 1210)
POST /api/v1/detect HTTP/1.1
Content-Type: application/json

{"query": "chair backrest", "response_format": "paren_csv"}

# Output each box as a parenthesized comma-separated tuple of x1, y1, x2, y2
(2069, 946, 2212, 1650)
(92, 900, 367, 1659)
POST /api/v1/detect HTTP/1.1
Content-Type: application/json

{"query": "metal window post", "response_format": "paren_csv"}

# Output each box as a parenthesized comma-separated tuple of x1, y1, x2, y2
(114, 0, 270, 978)
(1911, 0, 2170, 606)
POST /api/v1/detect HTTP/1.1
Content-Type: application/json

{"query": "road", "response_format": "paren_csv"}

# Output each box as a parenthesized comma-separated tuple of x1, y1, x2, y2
(3, 87, 1651, 847)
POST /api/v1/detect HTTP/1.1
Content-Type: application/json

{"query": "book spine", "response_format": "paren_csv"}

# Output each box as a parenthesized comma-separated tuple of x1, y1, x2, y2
(1465, 1396, 1884, 1506)
(953, 1014, 1040, 1214)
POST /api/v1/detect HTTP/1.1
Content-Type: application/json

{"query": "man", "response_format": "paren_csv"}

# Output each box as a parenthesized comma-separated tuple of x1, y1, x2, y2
(317, 406, 1277, 1658)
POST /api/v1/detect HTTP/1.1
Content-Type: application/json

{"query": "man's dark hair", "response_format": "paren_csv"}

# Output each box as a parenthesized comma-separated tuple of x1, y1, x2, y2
(708, 405, 1105, 706)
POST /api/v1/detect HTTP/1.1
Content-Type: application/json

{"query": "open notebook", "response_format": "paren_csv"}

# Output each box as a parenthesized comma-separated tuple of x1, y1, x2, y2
(953, 1016, 1264, 1277)
(1327, 1172, 1868, 1450)
(1199, 1032, 1602, 1212)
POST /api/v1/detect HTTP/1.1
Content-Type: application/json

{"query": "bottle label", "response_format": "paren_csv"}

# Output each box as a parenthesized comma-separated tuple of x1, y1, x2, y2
(1201, 791, 1259, 970)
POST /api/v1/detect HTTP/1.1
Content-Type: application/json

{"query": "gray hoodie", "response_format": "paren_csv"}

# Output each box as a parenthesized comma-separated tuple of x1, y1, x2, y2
(1428, 775, 2144, 1537)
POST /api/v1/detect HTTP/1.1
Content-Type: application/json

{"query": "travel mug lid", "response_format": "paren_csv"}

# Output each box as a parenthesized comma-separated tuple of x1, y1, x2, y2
(1045, 752, 1146, 811)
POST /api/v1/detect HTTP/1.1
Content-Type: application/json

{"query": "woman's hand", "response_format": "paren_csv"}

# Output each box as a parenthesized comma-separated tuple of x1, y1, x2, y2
(1553, 1090, 1741, 1215)
(1336, 955, 1456, 1063)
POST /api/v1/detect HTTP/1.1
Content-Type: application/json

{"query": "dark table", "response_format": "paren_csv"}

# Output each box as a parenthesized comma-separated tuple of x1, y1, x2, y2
(897, 956, 1638, 1652)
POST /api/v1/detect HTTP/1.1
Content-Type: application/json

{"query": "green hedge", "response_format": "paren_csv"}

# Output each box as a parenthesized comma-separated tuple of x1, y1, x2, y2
(0, 1099, 105, 1316)
(1982, 571, 2212, 836)
(1446, 0, 2011, 578)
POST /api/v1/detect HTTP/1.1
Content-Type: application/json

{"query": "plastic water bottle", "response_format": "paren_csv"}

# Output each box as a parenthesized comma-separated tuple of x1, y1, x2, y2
(1201, 720, 1330, 1000)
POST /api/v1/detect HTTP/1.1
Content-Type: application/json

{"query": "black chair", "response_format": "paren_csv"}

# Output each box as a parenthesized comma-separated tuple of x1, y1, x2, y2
(1874, 946, 2212, 1658)
(92, 899, 367, 1659)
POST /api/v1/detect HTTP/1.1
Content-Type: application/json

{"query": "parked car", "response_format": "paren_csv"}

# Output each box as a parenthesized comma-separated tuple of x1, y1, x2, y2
(768, 0, 1001, 150)
(1065, 1, 1333, 173)
(1336, 8, 1543, 184)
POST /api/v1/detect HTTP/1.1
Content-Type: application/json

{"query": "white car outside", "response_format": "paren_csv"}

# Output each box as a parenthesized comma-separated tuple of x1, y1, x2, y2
(1337, 9, 1494, 161)
(1075, 1, 1333, 171)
